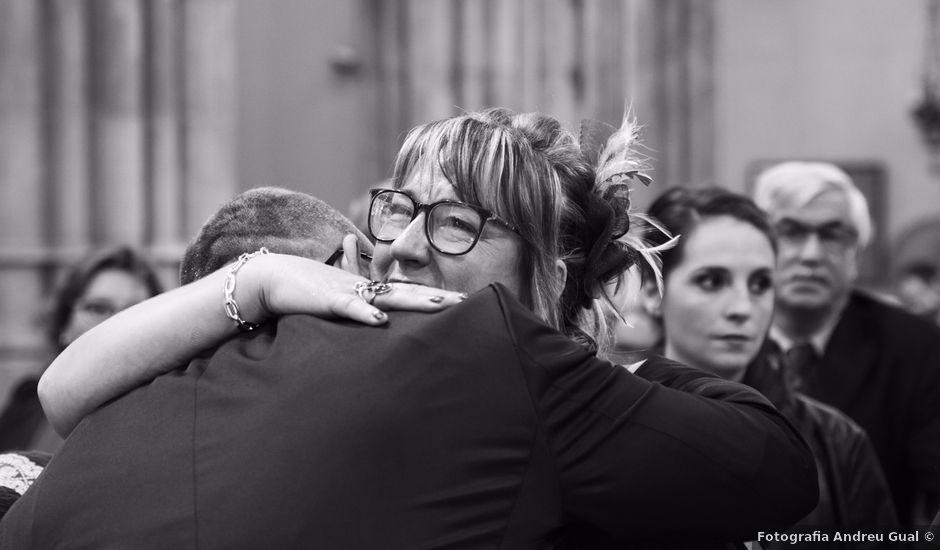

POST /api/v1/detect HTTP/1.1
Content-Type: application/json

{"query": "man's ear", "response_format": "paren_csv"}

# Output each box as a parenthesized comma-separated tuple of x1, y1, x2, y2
(640, 281, 663, 319)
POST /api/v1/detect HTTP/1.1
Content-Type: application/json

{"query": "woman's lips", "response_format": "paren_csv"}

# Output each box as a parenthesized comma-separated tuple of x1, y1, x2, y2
(713, 334, 751, 342)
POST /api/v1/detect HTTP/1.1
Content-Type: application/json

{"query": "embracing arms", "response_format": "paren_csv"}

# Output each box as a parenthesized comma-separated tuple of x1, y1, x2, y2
(496, 288, 818, 542)
(39, 249, 464, 436)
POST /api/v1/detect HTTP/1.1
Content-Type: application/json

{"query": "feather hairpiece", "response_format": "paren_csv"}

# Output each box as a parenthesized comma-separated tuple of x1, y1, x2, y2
(578, 113, 676, 316)
(580, 115, 653, 189)
(579, 115, 652, 241)
(617, 212, 679, 297)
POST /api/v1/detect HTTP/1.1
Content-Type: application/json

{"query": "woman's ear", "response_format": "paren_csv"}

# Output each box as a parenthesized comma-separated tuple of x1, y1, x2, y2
(640, 281, 662, 319)
(554, 259, 568, 286)
(549, 259, 569, 304)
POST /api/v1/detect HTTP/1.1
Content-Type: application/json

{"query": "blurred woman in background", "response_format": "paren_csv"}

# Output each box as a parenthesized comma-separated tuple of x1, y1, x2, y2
(0, 246, 163, 453)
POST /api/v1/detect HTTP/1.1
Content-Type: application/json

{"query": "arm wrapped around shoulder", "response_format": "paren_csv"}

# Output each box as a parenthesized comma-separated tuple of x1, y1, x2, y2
(500, 284, 818, 543)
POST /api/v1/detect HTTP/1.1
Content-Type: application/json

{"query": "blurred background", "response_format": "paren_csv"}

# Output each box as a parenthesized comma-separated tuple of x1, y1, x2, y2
(2, 0, 940, 387)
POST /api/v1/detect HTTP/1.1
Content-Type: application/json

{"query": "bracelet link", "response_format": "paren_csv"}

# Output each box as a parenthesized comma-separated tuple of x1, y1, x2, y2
(223, 247, 269, 331)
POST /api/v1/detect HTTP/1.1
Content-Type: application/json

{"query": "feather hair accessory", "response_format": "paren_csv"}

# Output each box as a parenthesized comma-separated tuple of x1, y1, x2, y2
(578, 113, 677, 327)
(589, 114, 653, 189)
(616, 212, 679, 297)
(579, 114, 652, 240)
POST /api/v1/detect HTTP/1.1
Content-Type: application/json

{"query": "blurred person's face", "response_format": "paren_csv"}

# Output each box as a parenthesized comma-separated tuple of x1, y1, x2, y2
(608, 269, 662, 357)
(897, 274, 940, 317)
(60, 269, 154, 346)
(370, 165, 525, 298)
(661, 216, 775, 380)
(768, 188, 859, 314)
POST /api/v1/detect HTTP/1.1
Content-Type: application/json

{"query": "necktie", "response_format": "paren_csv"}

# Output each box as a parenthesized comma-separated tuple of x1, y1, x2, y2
(784, 342, 818, 392)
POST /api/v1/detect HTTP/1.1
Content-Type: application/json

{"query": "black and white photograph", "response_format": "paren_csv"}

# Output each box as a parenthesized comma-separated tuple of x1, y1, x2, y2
(0, 1, 938, 548)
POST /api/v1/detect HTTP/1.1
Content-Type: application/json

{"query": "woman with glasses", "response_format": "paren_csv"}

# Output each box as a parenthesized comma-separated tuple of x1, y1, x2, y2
(38, 109, 816, 545)
(0, 246, 162, 453)
(626, 186, 897, 544)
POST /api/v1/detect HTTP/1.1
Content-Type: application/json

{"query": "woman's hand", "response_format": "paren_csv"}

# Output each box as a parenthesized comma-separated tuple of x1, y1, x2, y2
(235, 249, 466, 327)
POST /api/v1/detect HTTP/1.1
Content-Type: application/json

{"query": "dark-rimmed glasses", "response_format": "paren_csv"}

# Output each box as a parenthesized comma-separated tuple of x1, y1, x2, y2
(368, 188, 519, 256)
(774, 219, 858, 252)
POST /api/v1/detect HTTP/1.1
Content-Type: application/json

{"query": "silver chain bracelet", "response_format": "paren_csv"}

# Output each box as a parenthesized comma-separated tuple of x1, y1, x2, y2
(223, 247, 269, 331)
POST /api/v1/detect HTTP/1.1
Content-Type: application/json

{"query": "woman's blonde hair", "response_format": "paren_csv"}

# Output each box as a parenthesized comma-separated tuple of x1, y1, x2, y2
(392, 108, 645, 354)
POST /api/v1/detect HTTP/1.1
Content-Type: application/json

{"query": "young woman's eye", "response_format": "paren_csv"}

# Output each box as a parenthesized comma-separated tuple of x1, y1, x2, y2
(693, 272, 725, 291)
(749, 273, 774, 295)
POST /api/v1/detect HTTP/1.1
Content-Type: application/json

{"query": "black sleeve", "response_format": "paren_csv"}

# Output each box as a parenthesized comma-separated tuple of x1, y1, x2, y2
(0, 379, 45, 453)
(908, 338, 940, 522)
(843, 429, 900, 529)
(636, 354, 781, 407)
(495, 288, 818, 543)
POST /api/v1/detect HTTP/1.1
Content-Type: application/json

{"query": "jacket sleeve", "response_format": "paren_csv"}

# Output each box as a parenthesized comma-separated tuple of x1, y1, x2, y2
(909, 339, 940, 520)
(843, 428, 900, 529)
(496, 288, 818, 543)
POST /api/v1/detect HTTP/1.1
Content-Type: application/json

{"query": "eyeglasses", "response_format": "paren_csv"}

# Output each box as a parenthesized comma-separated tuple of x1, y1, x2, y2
(774, 219, 858, 251)
(368, 188, 519, 256)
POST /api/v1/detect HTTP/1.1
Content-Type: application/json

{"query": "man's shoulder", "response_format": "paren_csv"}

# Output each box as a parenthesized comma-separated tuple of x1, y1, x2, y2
(272, 284, 526, 349)
(827, 290, 940, 367)
(845, 289, 940, 338)
(271, 283, 578, 364)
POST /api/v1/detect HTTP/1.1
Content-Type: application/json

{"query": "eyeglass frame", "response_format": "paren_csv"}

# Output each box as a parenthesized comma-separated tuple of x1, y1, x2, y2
(367, 188, 520, 256)
(773, 218, 859, 251)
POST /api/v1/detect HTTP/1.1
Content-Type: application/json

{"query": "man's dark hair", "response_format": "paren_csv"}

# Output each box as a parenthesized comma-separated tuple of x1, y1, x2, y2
(180, 187, 373, 285)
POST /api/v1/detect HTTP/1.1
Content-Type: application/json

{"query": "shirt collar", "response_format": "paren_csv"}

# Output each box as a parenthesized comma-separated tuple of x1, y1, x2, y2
(769, 314, 839, 356)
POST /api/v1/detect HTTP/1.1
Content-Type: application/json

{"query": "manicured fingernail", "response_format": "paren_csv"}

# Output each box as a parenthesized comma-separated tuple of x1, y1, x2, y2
(429, 295, 444, 304)
(458, 293, 469, 301)
(373, 310, 387, 320)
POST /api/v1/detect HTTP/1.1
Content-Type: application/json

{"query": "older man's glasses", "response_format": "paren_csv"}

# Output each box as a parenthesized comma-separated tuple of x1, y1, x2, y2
(368, 188, 518, 256)
(775, 219, 858, 251)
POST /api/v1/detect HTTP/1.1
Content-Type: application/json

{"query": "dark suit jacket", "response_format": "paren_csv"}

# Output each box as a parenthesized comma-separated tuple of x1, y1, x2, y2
(1, 285, 817, 549)
(742, 342, 898, 540)
(802, 290, 940, 523)
(0, 379, 63, 454)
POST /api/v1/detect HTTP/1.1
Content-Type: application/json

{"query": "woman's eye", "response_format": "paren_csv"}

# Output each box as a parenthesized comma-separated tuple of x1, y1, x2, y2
(444, 215, 476, 234)
(78, 301, 116, 317)
(749, 274, 774, 295)
(693, 273, 724, 291)
(388, 203, 413, 219)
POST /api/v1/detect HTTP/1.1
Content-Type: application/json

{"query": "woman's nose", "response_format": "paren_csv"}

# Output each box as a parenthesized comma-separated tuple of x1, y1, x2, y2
(725, 286, 753, 321)
(389, 213, 432, 265)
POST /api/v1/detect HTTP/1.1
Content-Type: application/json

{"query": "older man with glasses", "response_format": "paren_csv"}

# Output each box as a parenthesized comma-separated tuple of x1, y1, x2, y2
(751, 161, 940, 525)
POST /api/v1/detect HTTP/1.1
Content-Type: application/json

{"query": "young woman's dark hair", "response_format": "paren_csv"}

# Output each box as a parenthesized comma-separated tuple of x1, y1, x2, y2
(646, 186, 777, 281)
(45, 246, 164, 350)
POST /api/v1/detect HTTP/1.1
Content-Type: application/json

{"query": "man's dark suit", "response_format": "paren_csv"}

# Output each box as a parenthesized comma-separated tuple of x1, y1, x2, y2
(802, 290, 940, 522)
(1, 285, 816, 549)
